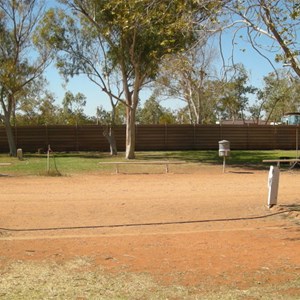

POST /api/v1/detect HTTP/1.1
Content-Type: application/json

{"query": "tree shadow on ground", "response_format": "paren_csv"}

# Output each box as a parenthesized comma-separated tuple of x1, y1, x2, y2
(149, 150, 300, 172)
(138, 151, 275, 171)
(24, 152, 107, 159)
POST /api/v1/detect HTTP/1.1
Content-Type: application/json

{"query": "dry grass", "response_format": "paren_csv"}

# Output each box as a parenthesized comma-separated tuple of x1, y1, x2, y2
(0, 258, 299, 300)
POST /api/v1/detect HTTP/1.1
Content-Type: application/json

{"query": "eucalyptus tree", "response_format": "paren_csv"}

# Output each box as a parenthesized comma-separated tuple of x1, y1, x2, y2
(62, 91, 87, 125)
(155, 41, 218, 124)
(14, 77, 52, 125)
(216, 64, 257, 122)
(0, 0, 52, 156)
(222, 0, 300, 78)
(256, 70, 300, 123)
(37, 96, 64, 125)
(139, 96, 164, 125)
(41, 0, 221, 159)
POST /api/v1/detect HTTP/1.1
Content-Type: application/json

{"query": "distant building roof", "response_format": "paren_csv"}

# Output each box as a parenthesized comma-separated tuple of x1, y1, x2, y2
(283, 112, 300, 116)
(216, 119, 267, 125)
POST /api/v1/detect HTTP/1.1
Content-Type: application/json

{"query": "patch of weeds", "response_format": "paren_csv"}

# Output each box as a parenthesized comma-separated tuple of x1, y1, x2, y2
(0, 259, 192, 300)
(0, 259, 300, 300)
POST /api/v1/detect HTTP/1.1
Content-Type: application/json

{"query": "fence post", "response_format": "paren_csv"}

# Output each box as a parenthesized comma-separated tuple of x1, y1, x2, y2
(45, 125, 49, 148)
(136, 124, 138, 150)
(247, 123, 249, 150)
(75, 124, 79, 151)
(193, 124, 196, 150)
(164, 123, 167, 150)
(14, 124, 18, 149)
(273, 125, 277, 149)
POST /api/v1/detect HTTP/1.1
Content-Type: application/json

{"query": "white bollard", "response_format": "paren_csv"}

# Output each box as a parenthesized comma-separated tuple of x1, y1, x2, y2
(267, 166, 280, 208)
(17, 148, 23, 160)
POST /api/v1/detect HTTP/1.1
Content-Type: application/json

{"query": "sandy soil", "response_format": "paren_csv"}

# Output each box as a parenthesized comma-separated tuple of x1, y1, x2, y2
(0, 165, 300, 294)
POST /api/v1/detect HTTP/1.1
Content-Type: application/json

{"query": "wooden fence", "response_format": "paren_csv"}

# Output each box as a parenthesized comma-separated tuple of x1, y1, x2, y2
(0, 124, 299, 153)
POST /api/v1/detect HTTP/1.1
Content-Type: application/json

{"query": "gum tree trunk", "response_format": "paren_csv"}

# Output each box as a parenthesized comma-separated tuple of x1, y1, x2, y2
(4, 116, 17, 157)
(1, 93, 17, 157)
(125, 106, 136, 159)
(103, 127, 117, 155)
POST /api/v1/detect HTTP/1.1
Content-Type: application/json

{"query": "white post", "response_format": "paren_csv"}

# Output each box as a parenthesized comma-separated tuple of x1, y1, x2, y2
(267, 166, 280, 208)
(17, 148, 23, 160)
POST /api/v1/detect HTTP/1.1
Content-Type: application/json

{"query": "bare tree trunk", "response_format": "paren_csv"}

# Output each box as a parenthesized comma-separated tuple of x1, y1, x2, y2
(1, 92, 17, 156)
(125, 106, 136, 159)
(4, 117, 17, 157)
(103, 127, 117, 155)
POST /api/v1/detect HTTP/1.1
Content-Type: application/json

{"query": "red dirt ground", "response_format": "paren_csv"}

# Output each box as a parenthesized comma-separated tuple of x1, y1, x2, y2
(0, 165, 300, 291)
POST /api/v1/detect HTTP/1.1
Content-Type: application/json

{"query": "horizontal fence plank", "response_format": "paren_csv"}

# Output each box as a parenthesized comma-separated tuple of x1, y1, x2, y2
(0, 124, 299, 153)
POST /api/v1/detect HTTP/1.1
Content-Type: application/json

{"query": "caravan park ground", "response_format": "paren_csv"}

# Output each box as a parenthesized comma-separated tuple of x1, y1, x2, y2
(0, 164, 300, 299)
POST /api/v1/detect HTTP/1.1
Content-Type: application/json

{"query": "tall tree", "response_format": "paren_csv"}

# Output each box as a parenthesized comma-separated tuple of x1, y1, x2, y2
(257, 69, 300, 123)
(41, 0, 220, 159)
(40, 5, 123, 154)
(35, 94, 63, 125)
(216, 64, 257, 122)
(62, 91, 87, 125)
(14, 77, 53, 125)
(0, 0, 52, 156)
(155, 42, 218, 124)
(139, 96, 164, 125)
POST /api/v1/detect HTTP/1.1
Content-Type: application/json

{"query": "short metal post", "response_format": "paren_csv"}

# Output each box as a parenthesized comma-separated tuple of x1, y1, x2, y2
(223, 156, 226, 173)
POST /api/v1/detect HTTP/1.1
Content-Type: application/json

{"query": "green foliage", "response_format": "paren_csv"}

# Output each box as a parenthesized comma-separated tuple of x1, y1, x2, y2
(88, 0, 198, 66)
(138, 96, 163, 124)
(96, 102, 130, 125)
(15, 95, 62, 126)
(137, 96, 177, 125)
(62, 91, 87, 125)
(96, 105, 112, 125)
(0, 0, 52, 155)
(155, 42, 219, 125)
(41, 0, 224, 158)
(114, 102, 127, 125)
(291, 3, 300, 20)
(158, 110, 177, 124)
(14, 89, 93, 126)
(0, 0, 50, 97)
(216, 64, 257, 121)
(258, 70, 300, 122)
(50, 0, 213, 82)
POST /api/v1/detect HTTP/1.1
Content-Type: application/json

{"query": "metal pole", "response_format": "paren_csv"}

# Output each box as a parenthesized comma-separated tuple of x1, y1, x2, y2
(223, 156, 226, 173)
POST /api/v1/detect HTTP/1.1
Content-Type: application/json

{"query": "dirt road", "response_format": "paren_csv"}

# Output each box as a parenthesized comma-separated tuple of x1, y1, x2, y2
(0, 166, 299, 297)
